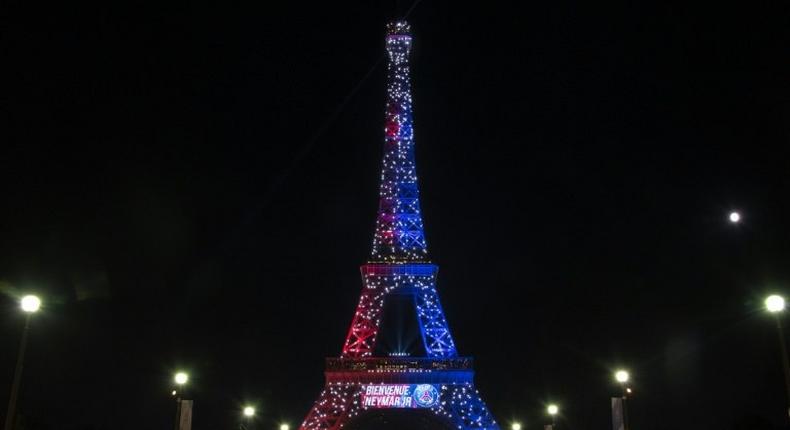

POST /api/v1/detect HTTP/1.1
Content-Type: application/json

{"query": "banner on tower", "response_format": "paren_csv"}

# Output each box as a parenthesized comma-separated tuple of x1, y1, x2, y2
(361, 384, 440, 408)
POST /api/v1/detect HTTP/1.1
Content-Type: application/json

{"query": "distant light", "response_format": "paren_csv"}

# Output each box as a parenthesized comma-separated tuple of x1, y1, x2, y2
(729, 211, 741, 223)
(171, 390, 177, 396)
(243, 406, 255, 417)
(615, 370, 630, 383)
(626, 388, 632, 394)
(511, 422, 522, 430)
(280, 424, 290, 430)
(766, 295, 786, 313)
(20, 295, 41, 313)
(547, 404, 559, 416)
(389, 352, 409, 357)
(174, 372, 188, 385)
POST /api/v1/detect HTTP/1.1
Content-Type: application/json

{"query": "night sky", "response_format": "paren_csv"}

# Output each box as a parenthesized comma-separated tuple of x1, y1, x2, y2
(2, 1, 790, 429)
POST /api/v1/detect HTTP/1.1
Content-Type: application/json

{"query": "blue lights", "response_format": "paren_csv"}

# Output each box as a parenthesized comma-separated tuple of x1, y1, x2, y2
(371, 21, 428, 262)
(414, 274, 457, 358)
(343, 264, 457, 358)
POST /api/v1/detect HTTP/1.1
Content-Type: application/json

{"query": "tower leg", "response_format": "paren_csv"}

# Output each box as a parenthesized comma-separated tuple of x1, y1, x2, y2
(342, 286, 385, 357)
(415, 283, 457, 357)
(434, 383, 498, 430)
(300, 384, 360, 430)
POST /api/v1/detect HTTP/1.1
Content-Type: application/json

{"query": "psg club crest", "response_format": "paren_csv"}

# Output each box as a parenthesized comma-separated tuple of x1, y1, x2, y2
(412, 384, 440, 408)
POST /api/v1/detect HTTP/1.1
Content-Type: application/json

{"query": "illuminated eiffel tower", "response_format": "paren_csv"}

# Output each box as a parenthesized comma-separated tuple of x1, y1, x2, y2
(299, 21, 499, 430)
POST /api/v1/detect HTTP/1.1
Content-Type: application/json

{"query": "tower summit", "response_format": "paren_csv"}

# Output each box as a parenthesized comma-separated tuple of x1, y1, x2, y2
(371, 21, 427, 262)
(300, 22, 499, 430)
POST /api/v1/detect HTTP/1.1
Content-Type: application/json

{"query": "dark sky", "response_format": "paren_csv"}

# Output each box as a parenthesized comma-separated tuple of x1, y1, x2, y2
(2, 1, 790, 429)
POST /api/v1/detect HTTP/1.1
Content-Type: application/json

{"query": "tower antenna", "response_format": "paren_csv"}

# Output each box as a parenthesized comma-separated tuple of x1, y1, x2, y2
(404, 0, 424, 19)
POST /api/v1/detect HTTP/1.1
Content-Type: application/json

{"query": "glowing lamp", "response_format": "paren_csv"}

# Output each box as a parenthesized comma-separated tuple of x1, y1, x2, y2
(20, 295, 41, 313)
(729, 211, 741, 223)
(243, 406, 255, 417)
(511, 422, 522, 430)
(615, 370, 630, 383)
(174, 372, 188, 385)
(766, 295, 786, 313)
(280, 424, 290, 430)
(547, 404, 559, 416)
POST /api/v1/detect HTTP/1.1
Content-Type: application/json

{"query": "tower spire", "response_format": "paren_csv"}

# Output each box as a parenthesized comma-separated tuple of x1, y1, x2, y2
(370, 21, 428, 262)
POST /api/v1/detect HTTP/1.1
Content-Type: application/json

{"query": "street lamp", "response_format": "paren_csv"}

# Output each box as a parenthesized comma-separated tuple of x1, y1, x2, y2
(766, 295, 785, 313)
(765, 294, 790, 422)
(173, 372, 190, 430)
(174, 372, 189, 386)
(279, 424, 290, 430)
(614, 370, 629, 384)
(614, 369, 631, 430)
(20, 295, 41, 313)
(4, 295, 41, 430)
(510, 422, 522, 430)
(240, 405, 255, 430)
(547, 404, 559, 428)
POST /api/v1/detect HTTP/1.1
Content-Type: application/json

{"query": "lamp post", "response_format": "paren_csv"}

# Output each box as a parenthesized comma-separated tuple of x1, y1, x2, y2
(173, 372, 190, 430)
(765, 294, 790, 421)
(3, 295, 41, 430)
(614, 369, 631, 430)
(240, 406, 255, 430)
(547, 404, 559, 429)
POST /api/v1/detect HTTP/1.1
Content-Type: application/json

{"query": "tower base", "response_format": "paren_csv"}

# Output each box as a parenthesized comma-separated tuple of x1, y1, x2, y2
(300, 358, 499, 430)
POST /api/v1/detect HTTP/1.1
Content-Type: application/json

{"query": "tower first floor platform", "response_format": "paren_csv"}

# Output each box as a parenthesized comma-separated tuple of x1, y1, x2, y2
(300, 357, 499, 430)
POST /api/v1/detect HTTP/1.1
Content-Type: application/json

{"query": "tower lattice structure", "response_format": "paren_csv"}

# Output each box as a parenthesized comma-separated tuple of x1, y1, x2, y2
(300, 21, 499, 430)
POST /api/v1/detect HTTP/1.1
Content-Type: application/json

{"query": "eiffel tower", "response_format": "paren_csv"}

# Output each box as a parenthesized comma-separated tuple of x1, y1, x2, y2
(299, 21, 499, 430)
